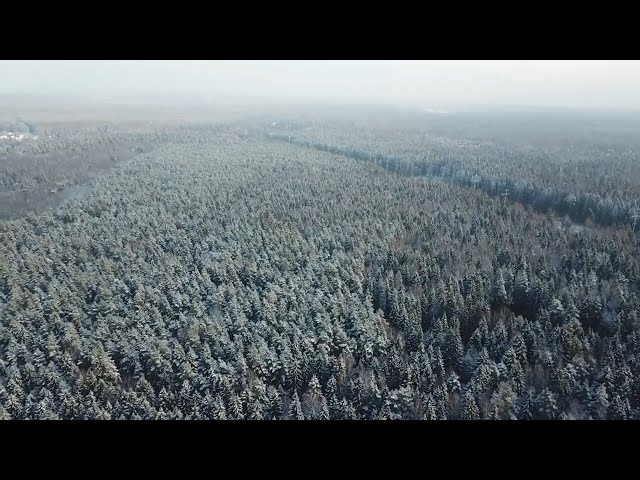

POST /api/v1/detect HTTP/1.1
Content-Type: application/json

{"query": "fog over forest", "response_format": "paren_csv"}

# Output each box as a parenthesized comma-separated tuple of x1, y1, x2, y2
(1, 61, 640, 420)
(2, 60, 640, 110)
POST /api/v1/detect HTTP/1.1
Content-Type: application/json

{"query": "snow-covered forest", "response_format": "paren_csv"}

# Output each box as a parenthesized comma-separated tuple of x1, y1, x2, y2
(1, 109, 640, 419)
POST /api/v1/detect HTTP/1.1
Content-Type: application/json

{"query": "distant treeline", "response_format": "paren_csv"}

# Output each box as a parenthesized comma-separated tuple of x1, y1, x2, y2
(0, 118, 37, 135)
(267, 132, 639, 230)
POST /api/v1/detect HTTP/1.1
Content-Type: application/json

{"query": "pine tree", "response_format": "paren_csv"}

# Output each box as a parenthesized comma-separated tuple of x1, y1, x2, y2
(290, 390, 305, 420)
(492, 269, 509, 307)
(303, 375, 326, 419)
(460, 390, 480, 420)
(329, 394, 344, 420)
(319, 398, 330, 420)
(513, 265, 530, 312)
(446, 315, 464, 372)
(212, 395, 227, 420)
(229, 393, 244, 420)
(517, 390, 535, 420)
(534, 388, 559, 420)
(266, 386, 284, 419)
(248, 397, 264, 420)
(422, 396, 438, 420)
(0, 405, 11, 420)
(610, 394, 630, 420)
(549, 297, 565, 325)
(589, 385, 610, 420)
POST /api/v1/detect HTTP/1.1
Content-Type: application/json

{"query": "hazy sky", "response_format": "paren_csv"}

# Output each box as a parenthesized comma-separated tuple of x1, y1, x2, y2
(0, 60, 639, 110)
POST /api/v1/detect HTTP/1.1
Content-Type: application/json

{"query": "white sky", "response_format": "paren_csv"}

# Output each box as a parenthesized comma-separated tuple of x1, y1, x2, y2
(0, 60, 639, 110)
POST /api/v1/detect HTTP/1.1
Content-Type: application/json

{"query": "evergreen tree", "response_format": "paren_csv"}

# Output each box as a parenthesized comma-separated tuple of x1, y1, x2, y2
(460, 390, 480, 420)
(290, 390, 305, 420)
(492, 269, 509, 307)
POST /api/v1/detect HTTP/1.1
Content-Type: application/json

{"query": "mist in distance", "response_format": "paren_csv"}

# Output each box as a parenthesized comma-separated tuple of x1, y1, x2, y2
(1, 60, 639, 112)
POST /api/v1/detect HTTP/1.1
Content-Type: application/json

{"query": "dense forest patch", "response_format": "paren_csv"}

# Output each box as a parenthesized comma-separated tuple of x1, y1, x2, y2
(2, 125, 640, 419)
(0, 142, 152, 219)
(0, 123, 234, 219)
(265, 124, 640, 231)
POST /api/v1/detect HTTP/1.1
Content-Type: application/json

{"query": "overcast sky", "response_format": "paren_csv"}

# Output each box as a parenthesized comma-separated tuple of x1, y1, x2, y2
(0, 60, 638, 110)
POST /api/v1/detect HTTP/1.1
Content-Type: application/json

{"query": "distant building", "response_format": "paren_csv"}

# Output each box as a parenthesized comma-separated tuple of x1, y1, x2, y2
(0, 131, 34, 141)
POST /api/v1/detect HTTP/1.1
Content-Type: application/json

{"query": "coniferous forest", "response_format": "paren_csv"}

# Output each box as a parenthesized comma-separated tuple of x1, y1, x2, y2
(2, 107, 640, 420)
